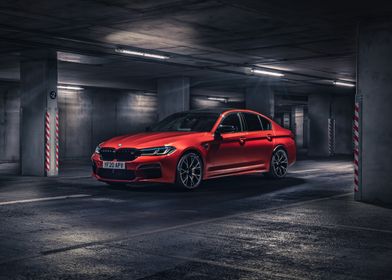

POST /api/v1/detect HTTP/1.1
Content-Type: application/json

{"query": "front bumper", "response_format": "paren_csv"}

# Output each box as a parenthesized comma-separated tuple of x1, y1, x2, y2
(91, 153, 177, 183)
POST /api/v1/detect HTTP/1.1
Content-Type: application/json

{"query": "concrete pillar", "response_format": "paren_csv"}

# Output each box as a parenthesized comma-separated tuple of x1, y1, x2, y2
(357, 20, 392, 203)
(293, 106, 304, 149)
(245, 85, 275, 118)
(308, 94, 330, 157)
(20, 50, 58, 176)
(157, 77, 190, 120)
(332, 95, 354, 155)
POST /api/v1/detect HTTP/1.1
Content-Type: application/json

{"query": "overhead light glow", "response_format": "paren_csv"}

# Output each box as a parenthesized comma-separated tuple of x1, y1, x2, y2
(57, 85, 84, 91)
(115, 48, 169, 60)
(333, 81, 355, 87)
(208, 97, 228, 103)
(251, 69, 284, 77)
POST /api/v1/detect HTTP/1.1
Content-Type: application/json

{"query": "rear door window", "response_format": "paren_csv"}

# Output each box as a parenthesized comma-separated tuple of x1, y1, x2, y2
(243, 113, 262, 131)
(258, 115, 272, 130)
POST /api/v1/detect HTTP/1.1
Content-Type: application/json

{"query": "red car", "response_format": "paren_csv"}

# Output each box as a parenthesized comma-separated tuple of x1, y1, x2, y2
(91, 109, 296, 189)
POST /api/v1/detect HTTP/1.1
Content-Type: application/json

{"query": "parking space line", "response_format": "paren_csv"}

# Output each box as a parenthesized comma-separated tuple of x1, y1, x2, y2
(0, 194, 91, 206)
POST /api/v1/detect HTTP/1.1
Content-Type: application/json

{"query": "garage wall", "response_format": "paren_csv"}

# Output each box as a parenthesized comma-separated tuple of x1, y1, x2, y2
(0, 85, 158, 162)
(332, 95, 354, 155)
(0, 85, 20, 162)
(308, 94, 330, 157)
(59, 88, 157, 160)
(191, 89, 245, 110)
(308, 93, 354, 156)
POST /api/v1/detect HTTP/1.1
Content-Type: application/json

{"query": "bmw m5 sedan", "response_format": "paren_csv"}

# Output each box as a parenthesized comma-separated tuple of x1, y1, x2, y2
(91, 109, 296, 189)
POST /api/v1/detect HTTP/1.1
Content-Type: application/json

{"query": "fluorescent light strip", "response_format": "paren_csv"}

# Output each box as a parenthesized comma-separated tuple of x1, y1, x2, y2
(333, 81, 355, 87)
(208, 97, 228, 103)
(115, 48, 169, 60)
(57, 85, 84, 91)
(251, 69, 284, 77)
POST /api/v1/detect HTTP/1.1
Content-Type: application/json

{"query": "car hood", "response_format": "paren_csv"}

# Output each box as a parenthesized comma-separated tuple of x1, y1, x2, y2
(101, 131, 206, 149)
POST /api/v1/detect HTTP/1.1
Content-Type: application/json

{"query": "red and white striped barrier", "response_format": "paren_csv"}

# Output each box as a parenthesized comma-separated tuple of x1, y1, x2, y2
(353, 102, 360, 192)
(45, 112, 51, 173)
(45, 110, 59, 175)
(55, 111, 59, 172)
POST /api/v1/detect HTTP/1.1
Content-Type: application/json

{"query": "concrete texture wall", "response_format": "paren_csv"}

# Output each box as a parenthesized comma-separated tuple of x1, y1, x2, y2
(332, 95, 354, 155)
(191, 96, 244, 109)
(245, 85, 275, 118)
(58, 88, 157, 160)
(0, 86, 157, 162)
(308, 93, 354, 157)
(191, 89, 245, 110)
(293, 106, 304, 148)
(358, 20, 392, 203)
(157, 77, 190, 120)
(308, 94, 330, 157)
(0, 85, 20, 162)
(20, 50, 58, 176)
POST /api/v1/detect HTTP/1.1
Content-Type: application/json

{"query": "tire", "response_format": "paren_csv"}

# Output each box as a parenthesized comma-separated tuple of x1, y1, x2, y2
(175, 152, 203, 190)
(266, 148, 288, 178)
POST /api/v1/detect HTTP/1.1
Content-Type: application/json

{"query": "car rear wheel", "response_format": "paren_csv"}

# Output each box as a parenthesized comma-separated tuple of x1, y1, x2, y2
(267, 149, 288, 178)
(176, 152, 203, 190)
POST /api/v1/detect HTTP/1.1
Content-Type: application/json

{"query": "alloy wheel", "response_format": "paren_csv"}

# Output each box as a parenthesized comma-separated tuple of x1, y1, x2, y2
(177, 153, 202, 189)
(272, 149, 288, 177)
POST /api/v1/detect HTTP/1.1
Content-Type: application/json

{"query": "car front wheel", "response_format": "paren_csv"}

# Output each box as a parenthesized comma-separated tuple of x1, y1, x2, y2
(176, 152, 203, 190)
(267, 149, 288, 178)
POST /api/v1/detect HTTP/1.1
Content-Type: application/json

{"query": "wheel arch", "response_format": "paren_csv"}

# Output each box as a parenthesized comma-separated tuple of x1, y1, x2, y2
(273, 144, 288, 154)
(177, 147, 206, 173)
(269, 144, 289, 171)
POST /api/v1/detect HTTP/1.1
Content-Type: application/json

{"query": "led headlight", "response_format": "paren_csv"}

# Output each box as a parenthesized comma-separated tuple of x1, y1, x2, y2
(139, 146, 176, 156)
(94, 145, 101, 154)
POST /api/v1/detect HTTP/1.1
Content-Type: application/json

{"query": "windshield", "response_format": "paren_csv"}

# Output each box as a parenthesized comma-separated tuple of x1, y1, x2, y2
(151, 112, 219, 132)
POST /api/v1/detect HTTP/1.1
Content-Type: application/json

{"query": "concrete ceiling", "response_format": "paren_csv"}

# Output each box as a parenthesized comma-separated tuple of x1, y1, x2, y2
(0, 0, 391, 94)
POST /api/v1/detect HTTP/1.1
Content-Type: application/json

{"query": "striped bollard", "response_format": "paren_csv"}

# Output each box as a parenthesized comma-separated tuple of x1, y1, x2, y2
(55, 111, 59, 173)
(45, 112, 51, 174)
(353, 101, 360, 193)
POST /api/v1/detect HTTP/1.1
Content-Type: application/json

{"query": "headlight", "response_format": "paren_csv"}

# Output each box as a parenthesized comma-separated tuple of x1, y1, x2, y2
(95, 145, 101, 154)
(139, 146, 176, 156)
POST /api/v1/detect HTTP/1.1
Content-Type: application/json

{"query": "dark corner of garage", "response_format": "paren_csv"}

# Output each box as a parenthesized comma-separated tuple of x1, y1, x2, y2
(0, 1, 391, 279)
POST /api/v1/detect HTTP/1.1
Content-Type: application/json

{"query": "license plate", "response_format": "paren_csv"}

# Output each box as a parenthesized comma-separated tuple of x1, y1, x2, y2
(102, 161, 125, 169)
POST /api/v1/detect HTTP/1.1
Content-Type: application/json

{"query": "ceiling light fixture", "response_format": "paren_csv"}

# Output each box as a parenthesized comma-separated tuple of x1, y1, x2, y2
(115, 48, 169, 60)
(208, 97, 228, 103)
(251, 69, 284, 77)
(57, 85, 84, 91)
(333, 81, 355, 87)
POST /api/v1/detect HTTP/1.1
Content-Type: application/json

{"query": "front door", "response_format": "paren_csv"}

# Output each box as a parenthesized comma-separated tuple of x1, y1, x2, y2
(206, 113, 247, 177)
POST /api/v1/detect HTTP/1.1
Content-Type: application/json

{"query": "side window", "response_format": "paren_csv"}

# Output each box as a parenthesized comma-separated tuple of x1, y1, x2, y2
(243, 113, 262, 131)
(220, 113, 242, 133)
(258, 115, 272, 130)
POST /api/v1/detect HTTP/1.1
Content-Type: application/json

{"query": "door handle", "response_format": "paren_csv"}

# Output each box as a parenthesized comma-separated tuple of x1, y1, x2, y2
(266, 134, 273, 141)
(239, 137, 246, 145)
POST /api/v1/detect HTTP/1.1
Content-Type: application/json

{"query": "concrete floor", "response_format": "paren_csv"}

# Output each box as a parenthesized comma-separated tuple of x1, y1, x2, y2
(0, 158, 391, 279)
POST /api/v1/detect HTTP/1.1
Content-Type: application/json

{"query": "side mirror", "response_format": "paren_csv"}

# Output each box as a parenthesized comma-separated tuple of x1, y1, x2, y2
(214, 125, 237, 139)
(214, 129, 222, 140)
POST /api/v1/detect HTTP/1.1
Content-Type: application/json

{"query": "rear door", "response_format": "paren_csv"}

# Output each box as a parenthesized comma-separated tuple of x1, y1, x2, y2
(240, 112, 274, 171)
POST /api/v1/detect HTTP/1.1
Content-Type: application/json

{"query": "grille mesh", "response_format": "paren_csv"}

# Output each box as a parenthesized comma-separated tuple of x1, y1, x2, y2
(100, 148, 139, 161)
